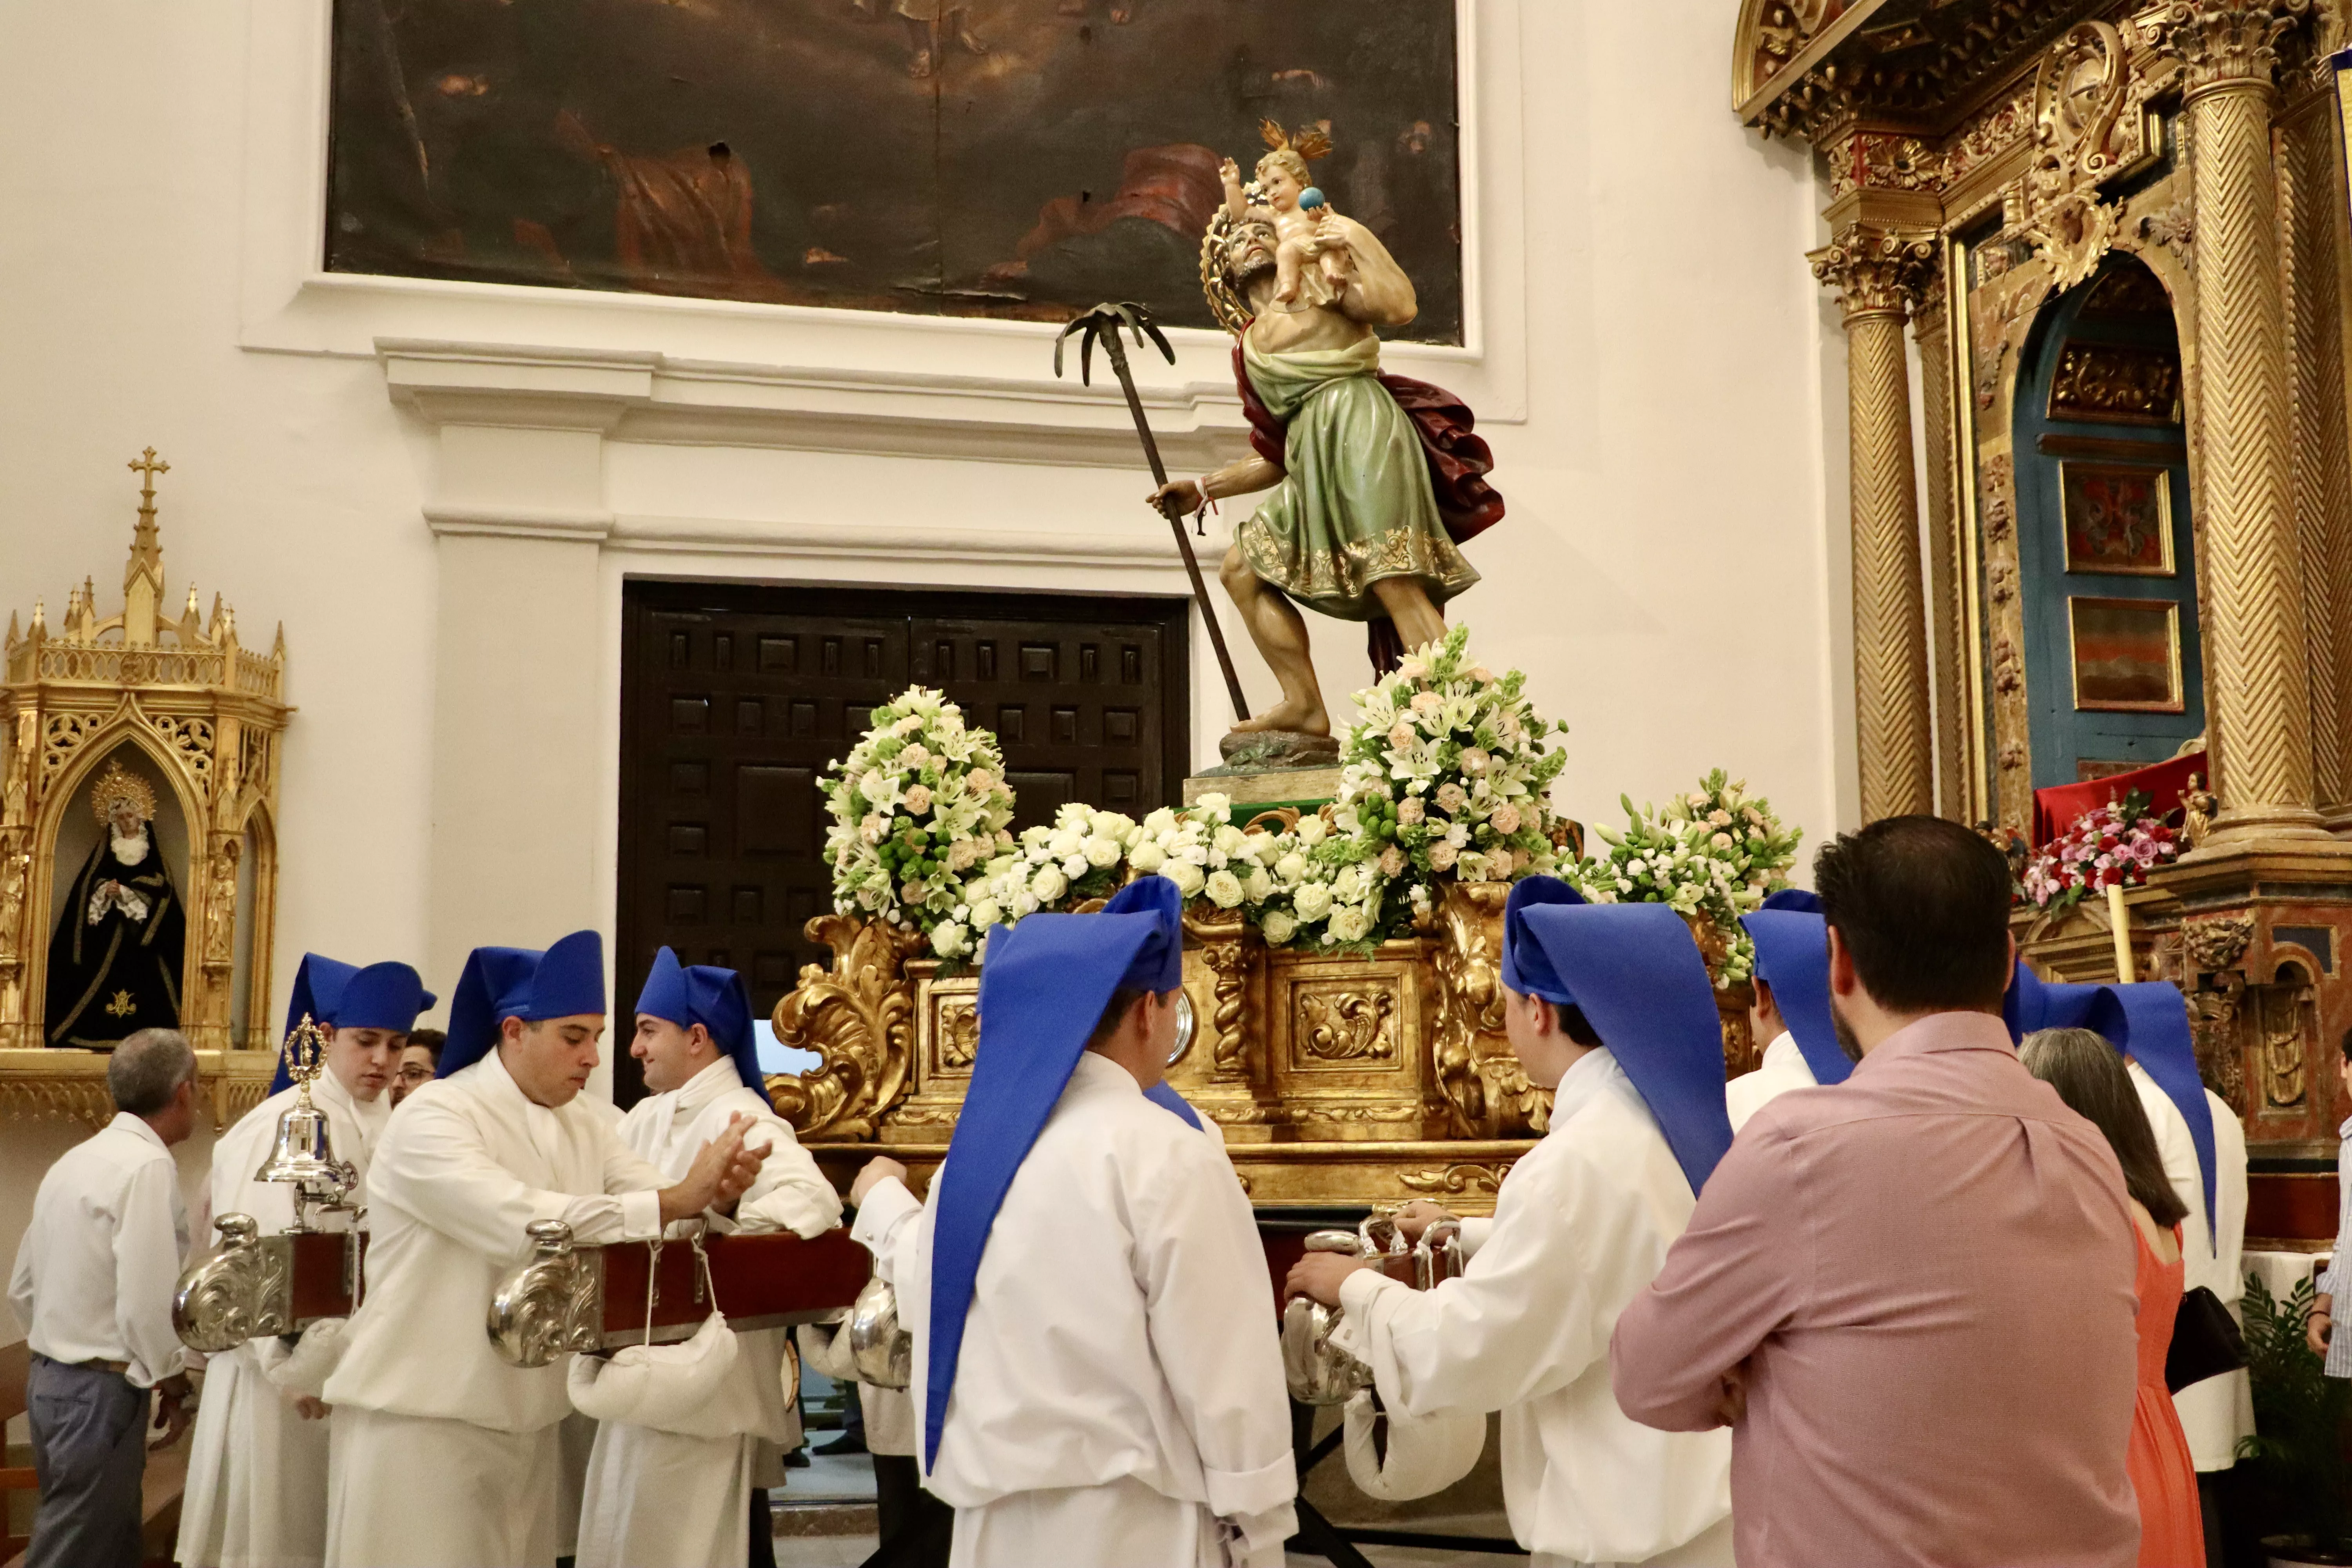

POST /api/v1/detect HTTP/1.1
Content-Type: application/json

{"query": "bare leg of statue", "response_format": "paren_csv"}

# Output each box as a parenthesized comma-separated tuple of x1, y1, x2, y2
(1369, 577, 1447, 653)
(1221, 544, 1331, 735)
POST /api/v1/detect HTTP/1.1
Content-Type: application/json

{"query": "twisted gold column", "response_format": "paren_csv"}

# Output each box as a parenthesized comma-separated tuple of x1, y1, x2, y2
(1913, 280, 1971, 822)
(1813, 227, 1937, 822)
(2150, 0, 2327, 841)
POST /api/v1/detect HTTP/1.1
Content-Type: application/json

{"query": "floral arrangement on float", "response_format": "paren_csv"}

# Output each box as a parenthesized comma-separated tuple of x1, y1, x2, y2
(821, 688, 1016, 939)
(821, 630, 1797, 973)
(2020, 790, 2180, 911)
(1566, 770, 1803, 987)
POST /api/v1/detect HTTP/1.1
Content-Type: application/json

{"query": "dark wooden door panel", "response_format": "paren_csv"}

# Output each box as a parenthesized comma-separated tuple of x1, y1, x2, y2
(616, 583, 1190, 1105)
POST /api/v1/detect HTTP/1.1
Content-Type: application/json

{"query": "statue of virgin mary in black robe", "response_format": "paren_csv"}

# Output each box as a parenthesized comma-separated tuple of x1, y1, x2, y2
(45, 762, 185, 1047)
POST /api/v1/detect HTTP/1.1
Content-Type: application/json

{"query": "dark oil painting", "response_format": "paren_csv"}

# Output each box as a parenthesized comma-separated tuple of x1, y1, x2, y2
(326, 0, 1465, 342)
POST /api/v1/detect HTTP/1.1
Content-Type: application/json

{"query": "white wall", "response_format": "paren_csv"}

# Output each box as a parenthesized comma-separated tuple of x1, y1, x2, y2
(0, 0, 1841, 1301)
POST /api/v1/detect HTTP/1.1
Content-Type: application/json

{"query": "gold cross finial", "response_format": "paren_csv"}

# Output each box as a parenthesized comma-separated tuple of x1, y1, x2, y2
(128, 448, 169, 520)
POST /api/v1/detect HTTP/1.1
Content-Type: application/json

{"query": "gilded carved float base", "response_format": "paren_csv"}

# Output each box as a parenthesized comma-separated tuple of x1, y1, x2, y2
(770, 881, 1759, 1212)
(0, 1047, 277, 1130)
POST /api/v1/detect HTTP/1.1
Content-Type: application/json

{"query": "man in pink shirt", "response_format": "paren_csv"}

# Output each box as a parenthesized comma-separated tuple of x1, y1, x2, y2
(1610, 816, 2140, 1568)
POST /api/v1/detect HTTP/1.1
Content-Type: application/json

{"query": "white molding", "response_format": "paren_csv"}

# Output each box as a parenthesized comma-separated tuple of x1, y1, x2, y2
(240, 0, 1530, 431)
(608, 513, 1229, 567)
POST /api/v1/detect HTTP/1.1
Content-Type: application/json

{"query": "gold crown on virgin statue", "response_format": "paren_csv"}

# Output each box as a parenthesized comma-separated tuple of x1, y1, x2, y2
(89, 758, 158, 826)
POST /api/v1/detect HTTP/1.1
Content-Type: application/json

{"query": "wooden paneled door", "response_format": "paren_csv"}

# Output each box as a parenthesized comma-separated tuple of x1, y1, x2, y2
(615, 582, 1191, 1104)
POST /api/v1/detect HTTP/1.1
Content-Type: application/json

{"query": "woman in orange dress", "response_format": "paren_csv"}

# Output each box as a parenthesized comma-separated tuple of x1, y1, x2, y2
(2023, 1026, 2205, 1568)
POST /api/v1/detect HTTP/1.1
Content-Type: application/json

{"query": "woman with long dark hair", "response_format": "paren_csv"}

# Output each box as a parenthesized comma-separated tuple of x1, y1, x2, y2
(2022, 1026, 2203, 1568)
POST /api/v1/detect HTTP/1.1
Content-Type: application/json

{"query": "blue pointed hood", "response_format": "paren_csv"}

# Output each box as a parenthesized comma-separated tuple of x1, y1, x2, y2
(1518, 897, 1735, 1195)
(2087, 982, 2218, 1254)
(273, 955, 436, 1093)
(920, 875, 1185, 1469)
(1500, 875, 1584, 1005)
(634, 946, 763, 1099)
(439, 929, 606, 1078)
(2002, 959, 2108, 1042)
(1737, 909, 1852, 1086)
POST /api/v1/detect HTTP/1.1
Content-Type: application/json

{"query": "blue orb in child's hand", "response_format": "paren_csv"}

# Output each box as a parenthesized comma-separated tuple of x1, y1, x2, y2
(1298, 187, 1326, 211)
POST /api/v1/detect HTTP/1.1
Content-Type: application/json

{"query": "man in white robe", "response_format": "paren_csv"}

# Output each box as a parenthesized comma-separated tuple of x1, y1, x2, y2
(319, 930, 770, 1568)
(1288, 878, 1735, 1568)
(574, 947, 844, 1568)
(848, 877, 1296, 1568)
(177, 955, 433, 1568)
(1726, 896, 1851, 1132)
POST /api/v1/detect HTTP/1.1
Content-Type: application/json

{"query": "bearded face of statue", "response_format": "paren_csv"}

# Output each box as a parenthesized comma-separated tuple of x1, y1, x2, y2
(1222, 218, 1278, 295)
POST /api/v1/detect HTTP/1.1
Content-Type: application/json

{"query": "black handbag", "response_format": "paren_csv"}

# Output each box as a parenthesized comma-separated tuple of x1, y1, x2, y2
(2165, 1284, 2248, 1394)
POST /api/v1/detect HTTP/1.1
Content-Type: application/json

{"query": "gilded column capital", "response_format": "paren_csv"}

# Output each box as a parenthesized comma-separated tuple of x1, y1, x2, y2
(1808, 226, 1938, 322)
(2141, 0, 2311, 99)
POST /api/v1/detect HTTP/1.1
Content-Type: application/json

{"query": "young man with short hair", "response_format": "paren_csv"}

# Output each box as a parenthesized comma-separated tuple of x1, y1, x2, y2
(1612, 816, 2141, 1568)
(1287, 878, 1736, 1567)
(848, 878, 1296, 1567)
(389, 1027, 442, 1109)
(9, 1027, 199, 1568)
(572, 948, 843, 1568)
(178, 955, 434, 1568)
(1726, 891, 1850, 1132)
(320, 931, 771, 1568)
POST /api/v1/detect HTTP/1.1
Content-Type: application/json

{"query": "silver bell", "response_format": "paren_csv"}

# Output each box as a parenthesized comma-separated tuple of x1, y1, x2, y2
(254, 1101, 358, 1210)
(848, 1276, 913, 1390)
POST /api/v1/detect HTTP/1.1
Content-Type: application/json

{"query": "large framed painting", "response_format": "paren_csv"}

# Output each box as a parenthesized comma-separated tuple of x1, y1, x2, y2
(325, 0, 1466, 341)
(2069, 597, 2183, 713)
(2060, 461, 2173, 576)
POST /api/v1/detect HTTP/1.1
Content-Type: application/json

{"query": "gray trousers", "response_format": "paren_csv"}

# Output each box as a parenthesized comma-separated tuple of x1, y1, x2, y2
(25, 1352, 147, 1568)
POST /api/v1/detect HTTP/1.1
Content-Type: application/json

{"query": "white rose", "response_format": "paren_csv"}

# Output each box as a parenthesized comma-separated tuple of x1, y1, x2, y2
(1276, 851, 1309, 884)
(1297, 815, 1329, 847)
(968, 898, 1002, 929)
(1196, 792, 1232, 818)
(1244, 867, 1276, 904)
(1260, 909, 1299, 946)
(1294, 882, 1334, 922)
(1332, 865, 1365, 901)
(1061, 854, 1090, 881)
(1049, 828, 1085, 858)
(1328, 906, 1370, 943)
(1213, 825, 1248, 857)
(1031, 866, 1069, 903)
(1205, 870, 1245, 909)
(930, 921, 970, 959)
(1163, 860, 1207, 898)
(1084, 836, 1123, 869)
(1129, 842, 1167, 874)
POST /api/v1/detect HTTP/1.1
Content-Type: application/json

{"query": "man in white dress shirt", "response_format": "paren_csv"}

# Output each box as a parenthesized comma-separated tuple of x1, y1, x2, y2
(1287, 877, 1736, 1568)
(8, 1027, 198, 1568)
(319, 929, 770, 1568)
(848, 877, 1297, 1568)
(1727, 892, 1852, 1132)
(573, 947, 844, 1568)
(178, 955, 434, 1568)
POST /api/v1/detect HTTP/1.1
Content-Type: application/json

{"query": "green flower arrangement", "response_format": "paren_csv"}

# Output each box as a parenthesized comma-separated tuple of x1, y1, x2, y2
(1568, 769, 1802, 987)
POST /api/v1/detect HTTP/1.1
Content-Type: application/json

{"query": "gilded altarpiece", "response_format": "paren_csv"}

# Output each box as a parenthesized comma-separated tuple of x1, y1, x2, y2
(0, 457, 289, 1127)
(1734, 0, 2352, 1240)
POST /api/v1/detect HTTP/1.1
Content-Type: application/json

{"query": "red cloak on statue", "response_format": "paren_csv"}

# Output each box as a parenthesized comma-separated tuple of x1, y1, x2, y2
(1230, 344, 1503, 673)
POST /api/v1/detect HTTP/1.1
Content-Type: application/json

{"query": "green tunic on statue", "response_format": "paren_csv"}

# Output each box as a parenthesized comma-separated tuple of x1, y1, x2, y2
(1236, 334, 1480, 622)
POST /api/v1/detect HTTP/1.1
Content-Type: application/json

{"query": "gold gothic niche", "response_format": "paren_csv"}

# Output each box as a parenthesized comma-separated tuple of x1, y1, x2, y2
(0, 454, 289, 1125)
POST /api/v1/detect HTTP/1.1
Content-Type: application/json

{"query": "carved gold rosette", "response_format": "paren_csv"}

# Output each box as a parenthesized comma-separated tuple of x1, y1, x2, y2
(780, 874, 1757, 1212)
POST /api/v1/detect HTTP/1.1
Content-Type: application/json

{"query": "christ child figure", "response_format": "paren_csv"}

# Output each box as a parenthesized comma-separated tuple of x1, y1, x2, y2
(1221, 121, 1349, 307)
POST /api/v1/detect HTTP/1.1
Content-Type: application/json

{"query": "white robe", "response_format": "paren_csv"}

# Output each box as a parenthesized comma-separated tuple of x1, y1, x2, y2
(1334, 1049, 1733, 1567)
(575, 1056, 845, 1568)
(178, 1070, 388, 1568)
(851, 1053, 1297, 1568)
(320, 1049, 671, 1568)
(2129, 1063, 2256, 1471)
(1724, 1031, 1818, 1133)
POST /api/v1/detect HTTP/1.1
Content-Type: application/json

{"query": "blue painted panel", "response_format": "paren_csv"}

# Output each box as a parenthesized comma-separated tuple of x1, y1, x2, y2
(2014, 259, 2205, 790)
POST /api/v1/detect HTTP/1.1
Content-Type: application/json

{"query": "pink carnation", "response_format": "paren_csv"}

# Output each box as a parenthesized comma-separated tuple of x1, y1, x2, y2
(1427, 841, 1458, 872)
(1489, 802, 1522, 835)
(903, 784, 934, 815)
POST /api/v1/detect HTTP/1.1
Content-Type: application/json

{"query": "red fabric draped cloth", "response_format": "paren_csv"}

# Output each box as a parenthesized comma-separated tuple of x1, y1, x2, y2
(2031, 750, 2208, 848)
(1230, 344, 1503, 673)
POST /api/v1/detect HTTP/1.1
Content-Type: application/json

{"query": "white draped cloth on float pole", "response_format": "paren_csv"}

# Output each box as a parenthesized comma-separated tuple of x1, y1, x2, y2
(573, 1054, 844, 1568)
